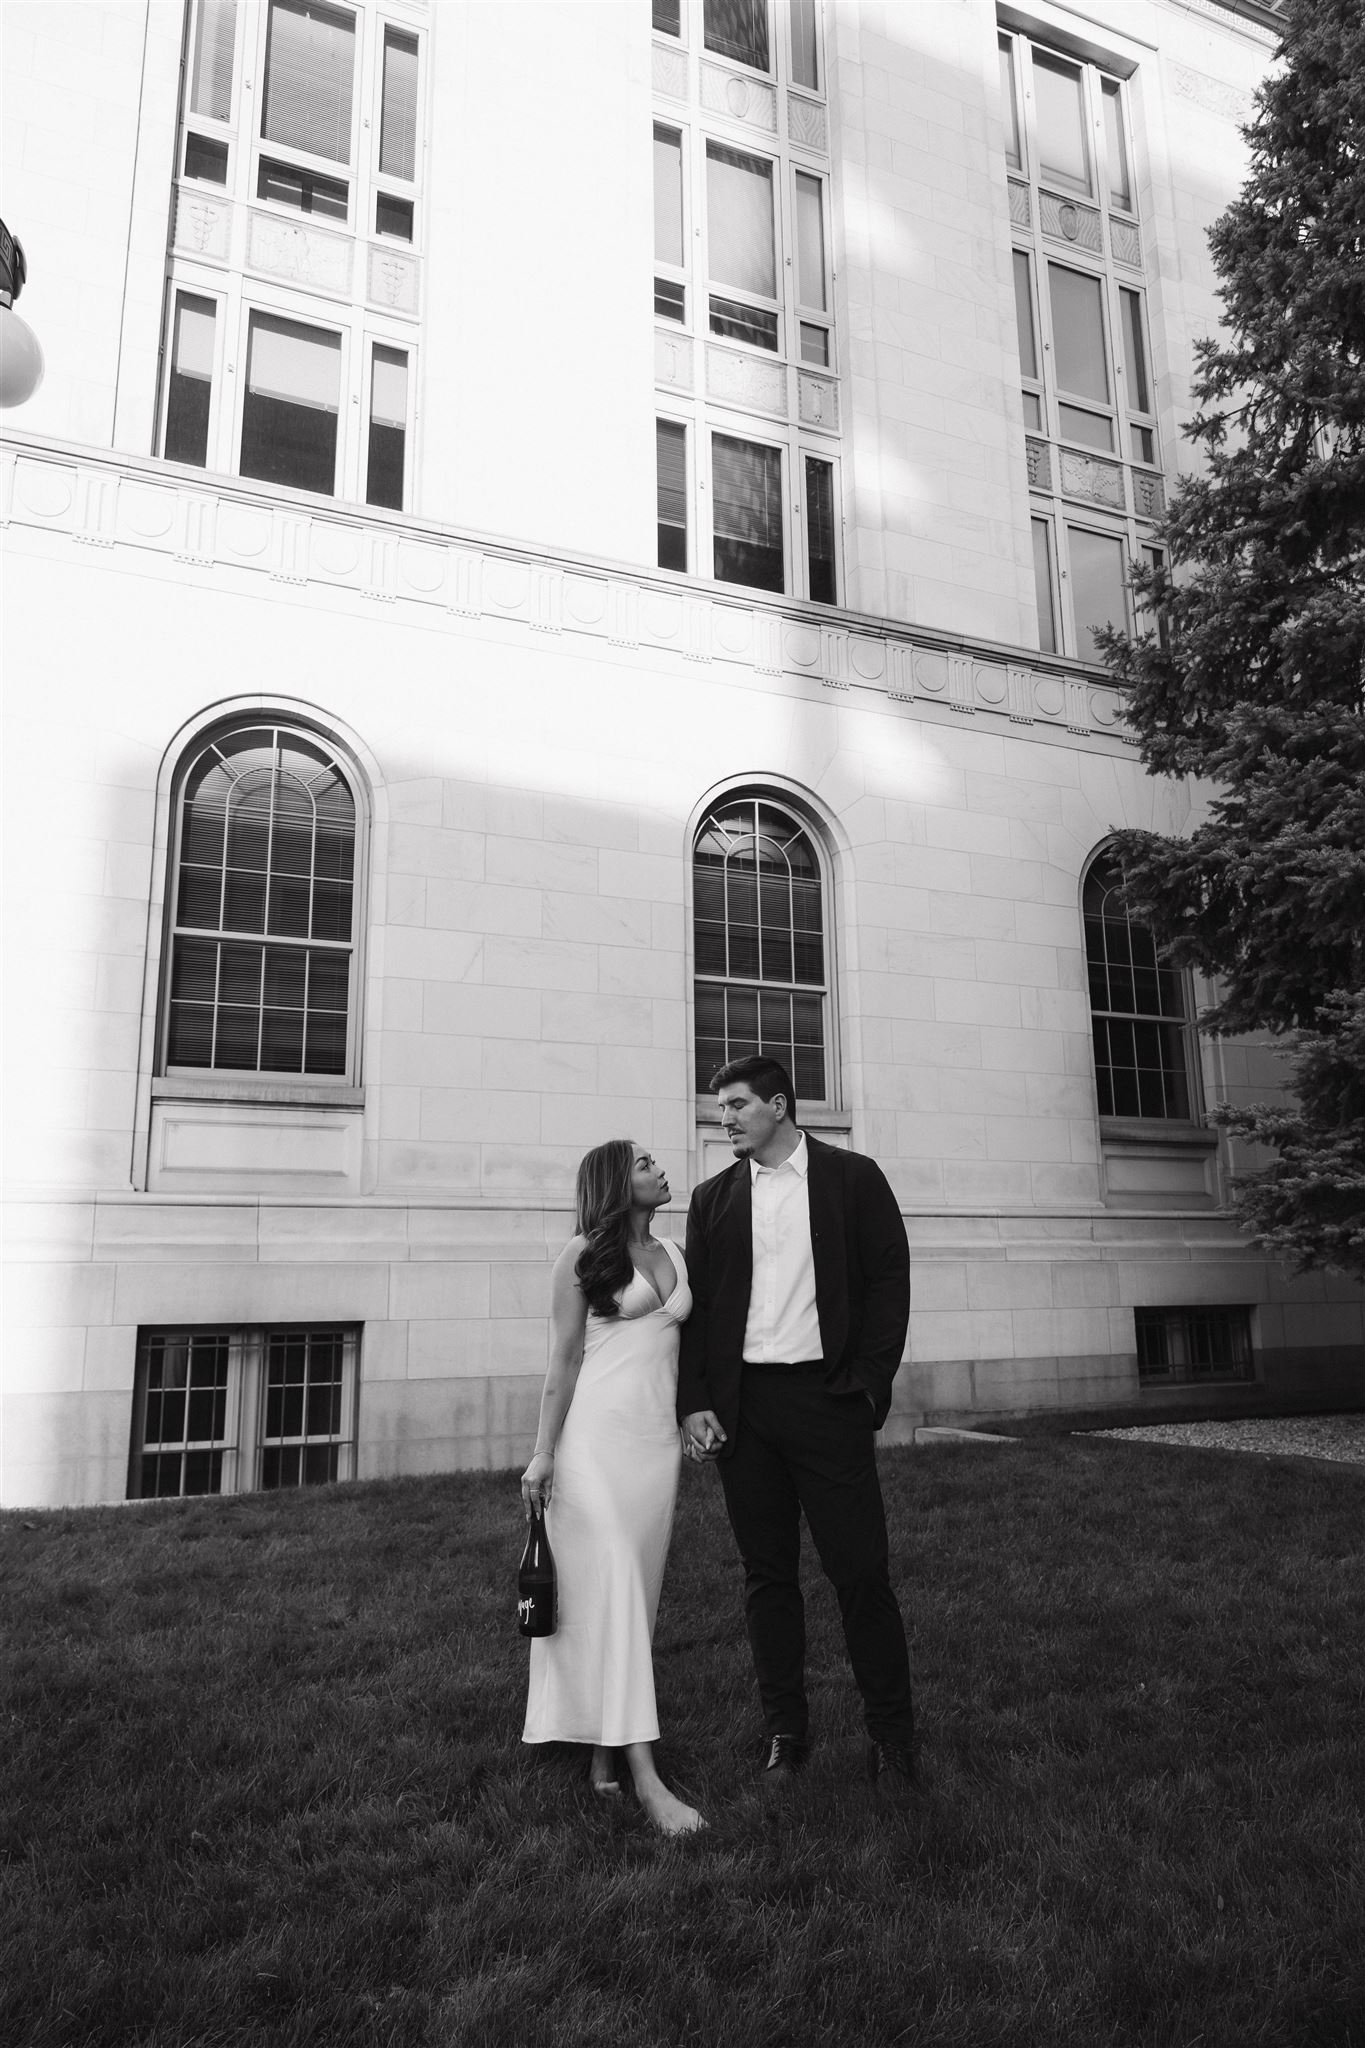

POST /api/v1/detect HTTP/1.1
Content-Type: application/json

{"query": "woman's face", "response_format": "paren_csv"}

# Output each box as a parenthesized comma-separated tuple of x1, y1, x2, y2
(627, 1142, 670, 1212)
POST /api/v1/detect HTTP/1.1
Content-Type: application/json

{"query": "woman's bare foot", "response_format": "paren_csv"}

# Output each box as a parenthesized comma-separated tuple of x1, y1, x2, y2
(636, 1780, 707, 1836)
(590, 1745, 622, 1796)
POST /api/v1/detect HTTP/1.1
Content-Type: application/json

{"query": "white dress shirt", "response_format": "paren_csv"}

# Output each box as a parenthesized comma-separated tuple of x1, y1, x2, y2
(742, 1131, 824, 1363)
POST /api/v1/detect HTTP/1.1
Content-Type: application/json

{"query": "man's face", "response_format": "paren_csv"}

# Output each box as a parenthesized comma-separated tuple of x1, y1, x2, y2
(717, 1081, 786, 1158)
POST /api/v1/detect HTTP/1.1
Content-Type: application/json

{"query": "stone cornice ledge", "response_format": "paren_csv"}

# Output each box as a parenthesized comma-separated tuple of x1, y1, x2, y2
(1, 430, 1139, 752)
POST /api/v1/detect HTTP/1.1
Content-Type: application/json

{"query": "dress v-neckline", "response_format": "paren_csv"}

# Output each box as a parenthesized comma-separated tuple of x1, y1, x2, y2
(629, 1239, 677, 1310)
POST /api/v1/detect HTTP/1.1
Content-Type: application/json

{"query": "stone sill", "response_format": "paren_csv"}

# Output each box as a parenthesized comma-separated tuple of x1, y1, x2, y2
(1100, 1119, 1219, 1152)
(152, 1075, 364, 1110)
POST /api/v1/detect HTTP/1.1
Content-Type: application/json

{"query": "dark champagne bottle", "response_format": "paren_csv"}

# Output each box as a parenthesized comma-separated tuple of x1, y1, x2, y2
(517, 1500, 557, 1637)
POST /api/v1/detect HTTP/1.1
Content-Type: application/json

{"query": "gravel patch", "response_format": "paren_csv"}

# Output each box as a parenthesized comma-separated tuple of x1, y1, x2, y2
(1085, 1413, 1365, 1466)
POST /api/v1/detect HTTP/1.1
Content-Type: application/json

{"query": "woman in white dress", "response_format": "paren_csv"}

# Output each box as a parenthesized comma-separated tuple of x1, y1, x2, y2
(520, 1138, 704, 1836)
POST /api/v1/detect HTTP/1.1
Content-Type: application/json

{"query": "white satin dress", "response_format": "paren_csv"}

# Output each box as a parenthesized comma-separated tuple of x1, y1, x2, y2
(523, 1239, 690, 1748)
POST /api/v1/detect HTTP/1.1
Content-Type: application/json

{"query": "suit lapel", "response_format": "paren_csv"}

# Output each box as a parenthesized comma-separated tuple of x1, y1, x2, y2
(720, 1157, 753, 1288)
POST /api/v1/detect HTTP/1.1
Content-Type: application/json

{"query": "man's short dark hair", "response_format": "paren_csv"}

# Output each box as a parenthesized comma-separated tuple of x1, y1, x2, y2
(709, 1054, 797, 1123)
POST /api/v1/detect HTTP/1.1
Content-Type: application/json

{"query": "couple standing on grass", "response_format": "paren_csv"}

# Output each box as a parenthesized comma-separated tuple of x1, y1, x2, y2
(518, 1053, 917, 1836)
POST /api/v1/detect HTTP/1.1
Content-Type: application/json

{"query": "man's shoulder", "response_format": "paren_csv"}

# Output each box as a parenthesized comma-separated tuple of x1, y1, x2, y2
(805, 1134, 885, 1179)
(689, 1158, 745, 1208)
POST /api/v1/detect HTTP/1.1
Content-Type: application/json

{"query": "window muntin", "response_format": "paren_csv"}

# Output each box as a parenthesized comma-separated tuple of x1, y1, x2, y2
(164, 293, 217, 468)
(366, 343, 408, 510)
(261, 0, 356, 165)
(165, 725, 357, 1078)
(657, 419, 688, 571)
(129, 1325, 360, 1498)
(1135, 1308, 1253, 1385)
(712, 433, 783, 592)
(240, 311, 342, 494)
(694, 796, 828, 1102)
(1084, 855, 1192, 1121)
(704, 0, 769, 73)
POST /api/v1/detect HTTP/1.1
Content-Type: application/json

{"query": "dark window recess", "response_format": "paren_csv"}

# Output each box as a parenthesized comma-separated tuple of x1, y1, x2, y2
(375, 192, 414, 240)
(365, 345, 407, 512)
(653, 0, 681, 34)
(704, 0, 768, 71)
(240, 313, 340, 496)
(805, 456, 836, 604)
(656, 420, 687, 572)
(260, 1329, 347, 1488)
(164, 294, 216, 469)
(708, 296, 778, 351)
(131, 1330, 231, 1499)
(655, 276, 686, 322)
(257, 156, 348, 220)
(184, 132, 229, 183)
(713, 434, 783, 593)
(1084, 855, 1191, 1120)
(1136, 1307, 1254, 1385)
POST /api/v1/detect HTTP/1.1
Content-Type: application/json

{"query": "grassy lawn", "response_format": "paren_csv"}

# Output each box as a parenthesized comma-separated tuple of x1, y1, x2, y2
(3, 1438, 1363, 2048)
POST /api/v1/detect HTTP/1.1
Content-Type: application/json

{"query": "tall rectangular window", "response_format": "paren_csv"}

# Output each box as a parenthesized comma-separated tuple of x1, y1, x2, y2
(805, 456, 835, 604)
(1049, 263, 1113, 449)
(1068, 525, 1128, 661)
(379, 27, 418, 181)
(240, 313, 342, 495)
(366, 345, 407, 510)
(657, 421, 687, 571)
(164, 294, 216, 468)
(1032, 49, 1090, 195)
(790, 0, 819, 90)
(655, 126, 684, 267)
(999, 35, 1021, 170)
(1012, 250, 1042, 430)
(190, 0, 237, 120)
(1102, 80, 1131, 210)
(707, 142, 778, 349)
(794, 171, 828, 365)
(1031, 518, 1057, 653)
(704, 0, 769, 73)
(713, 434, 783, 592)
(262, 0, 355, 164)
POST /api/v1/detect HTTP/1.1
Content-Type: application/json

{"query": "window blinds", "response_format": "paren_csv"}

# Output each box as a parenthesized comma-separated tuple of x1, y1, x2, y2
(712, 436, 781, 545)
(379, 28, 418, 181)
(191, 0, 237, 120)
(262, 0, 355, 165)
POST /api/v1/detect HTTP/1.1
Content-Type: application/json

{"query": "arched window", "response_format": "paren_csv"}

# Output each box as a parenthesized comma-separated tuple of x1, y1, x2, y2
(693, 794, 829, 1102)
(1083, 853, 1192, 1120)
(162, 724, 360, 1078)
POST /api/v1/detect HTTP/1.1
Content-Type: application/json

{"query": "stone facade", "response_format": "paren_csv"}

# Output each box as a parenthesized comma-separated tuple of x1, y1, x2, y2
(3, 0, 1359, 1508)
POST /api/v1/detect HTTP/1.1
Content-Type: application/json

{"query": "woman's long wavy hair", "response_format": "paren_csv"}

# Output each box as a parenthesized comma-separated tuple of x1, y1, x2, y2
(573, 1138, 638, 1318)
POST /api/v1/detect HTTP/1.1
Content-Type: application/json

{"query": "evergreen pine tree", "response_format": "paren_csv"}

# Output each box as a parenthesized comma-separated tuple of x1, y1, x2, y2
(1100, 0, 1365, 1280)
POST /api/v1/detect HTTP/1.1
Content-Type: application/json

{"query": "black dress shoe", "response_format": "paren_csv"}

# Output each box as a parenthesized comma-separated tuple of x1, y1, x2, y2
(866, 1739, 919, 1806)
(761, 1734, 807, 1785)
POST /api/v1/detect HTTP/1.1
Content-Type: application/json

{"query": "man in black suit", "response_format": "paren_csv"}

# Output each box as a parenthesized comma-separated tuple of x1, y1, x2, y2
(678, 1054, 917, 1800)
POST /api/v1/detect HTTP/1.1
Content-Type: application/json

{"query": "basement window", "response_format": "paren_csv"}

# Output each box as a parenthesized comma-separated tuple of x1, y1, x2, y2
(1135, 1307, 1254, 1386)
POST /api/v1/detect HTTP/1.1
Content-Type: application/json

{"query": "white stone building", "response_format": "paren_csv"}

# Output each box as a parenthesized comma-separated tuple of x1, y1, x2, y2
(3, 0, 1360, 1509)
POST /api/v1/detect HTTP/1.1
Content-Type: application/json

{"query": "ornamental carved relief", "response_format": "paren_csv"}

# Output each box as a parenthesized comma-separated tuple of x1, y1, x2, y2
(247, 212, 352, 295)
(1040, 191, 1102, 254)
(705, 343, 786, 418)
(700, 61, 777, 132)
(174, 190, 231, 262)
(787, 95, 827, 152)
(1058, 448, 1125, 510)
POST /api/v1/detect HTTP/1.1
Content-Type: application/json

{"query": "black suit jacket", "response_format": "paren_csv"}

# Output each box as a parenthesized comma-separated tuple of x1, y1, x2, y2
(677, 1134, 910, 1453)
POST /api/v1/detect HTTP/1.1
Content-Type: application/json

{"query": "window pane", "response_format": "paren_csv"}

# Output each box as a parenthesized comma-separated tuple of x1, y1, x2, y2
(791, 0, 818, 89)
(241, 313, 341, 495)
(654, 126, 684, 268)
(657, 420, 687, 571)
(191, 0, 237, 120)
(655, 277, 686, 322)
(704, 0, 768, 71)
(1032, 49, 1090, 195)
(184, 132, 229, 183)
(709, 297, 778, 350)
(1012, 250, 1036, 380)
(1031, 518, 1056, 653)
(1057, 403, 1114, 452)
(799, 322, 829, 367)
(256, 157, 348, 219)
(805, 456, 835, 605)
(1103, 80, 1131, 210)
(706, 142, 776, 298)
(999, 36, 1020, 170)
(1121, 288, 1150, 413)
(376, 192, 414, 240)
(366, 345, 407, 511)
(653, 0, 681, 33)
(712, 435, 783, 592)
(1023, 391, 1042, 431)
(1048, 264, 1110, 405)
(164, 295, 216, 468)
(794, 172, 826, 312)
(1068, 526, 1128, 658)
(262, 0, 355, 165)
(379, 28, 418, 181)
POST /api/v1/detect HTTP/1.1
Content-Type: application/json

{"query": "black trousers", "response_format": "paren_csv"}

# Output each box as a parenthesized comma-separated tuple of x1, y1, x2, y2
(718, 1361, 914, 1747)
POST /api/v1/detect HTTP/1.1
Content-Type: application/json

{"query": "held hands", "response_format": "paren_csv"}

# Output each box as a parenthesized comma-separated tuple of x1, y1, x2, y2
(521, 1451, 555, 1517)
(681, 1409, 726, 1462)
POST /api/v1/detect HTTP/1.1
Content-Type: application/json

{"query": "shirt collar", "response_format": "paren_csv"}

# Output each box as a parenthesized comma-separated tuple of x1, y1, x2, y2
(749, 1129, 808, 1182)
